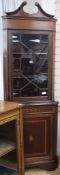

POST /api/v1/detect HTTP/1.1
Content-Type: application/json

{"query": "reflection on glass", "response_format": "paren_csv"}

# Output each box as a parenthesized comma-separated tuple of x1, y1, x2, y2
(11, 33, 48, 97)
(12, 34, 20, 42)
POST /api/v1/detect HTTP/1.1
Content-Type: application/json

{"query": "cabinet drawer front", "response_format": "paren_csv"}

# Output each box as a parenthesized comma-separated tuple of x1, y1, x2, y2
(23, 105, 57, 114)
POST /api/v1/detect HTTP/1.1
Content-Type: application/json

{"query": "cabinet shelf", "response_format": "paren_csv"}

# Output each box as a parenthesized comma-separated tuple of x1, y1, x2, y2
(0, 139, 16, 158)
(12, 73, 48, 78)
(0, 158, 17, 169)
(13, 88, 48, 91)
(12, 52, 48, 55)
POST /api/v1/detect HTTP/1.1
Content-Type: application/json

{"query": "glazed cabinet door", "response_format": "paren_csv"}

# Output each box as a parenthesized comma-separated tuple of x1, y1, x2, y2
(23, 112, 55, 167)
(7, 30, 52, 102)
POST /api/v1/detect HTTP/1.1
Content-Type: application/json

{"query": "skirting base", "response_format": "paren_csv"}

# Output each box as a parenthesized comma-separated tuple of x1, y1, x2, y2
(25, 156, 58, 171)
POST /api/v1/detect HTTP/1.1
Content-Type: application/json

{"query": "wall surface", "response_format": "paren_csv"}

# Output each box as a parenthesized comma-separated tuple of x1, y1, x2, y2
(55, 0, 60, 103)
(55, 0, 60, 155)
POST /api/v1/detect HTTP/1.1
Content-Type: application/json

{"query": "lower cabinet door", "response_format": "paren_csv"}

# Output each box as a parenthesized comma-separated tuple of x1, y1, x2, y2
(23, 113, 54, 159)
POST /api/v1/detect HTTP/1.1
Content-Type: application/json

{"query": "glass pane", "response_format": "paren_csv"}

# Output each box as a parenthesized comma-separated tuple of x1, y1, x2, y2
(12, 34, 20, 53)
(11, 33, 48, 98)
(21, 54, 34, 75)
(33, 74, 48, 88)
(13, 59, 20, 70)
(40, 35, 48, 43)
(22, 85, 39, 97)
(13, 78, 20, 89)
(21, 34, 41, 51)
(13, 90, 20, 97)
(32, 55, 48, 74)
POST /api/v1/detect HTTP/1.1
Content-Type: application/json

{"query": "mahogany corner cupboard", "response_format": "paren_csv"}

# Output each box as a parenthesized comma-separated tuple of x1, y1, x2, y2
(2, 2, 58, 170)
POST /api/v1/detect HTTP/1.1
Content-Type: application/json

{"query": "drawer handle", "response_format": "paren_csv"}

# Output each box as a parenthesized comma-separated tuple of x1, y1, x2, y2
(29, 135, 34, 142)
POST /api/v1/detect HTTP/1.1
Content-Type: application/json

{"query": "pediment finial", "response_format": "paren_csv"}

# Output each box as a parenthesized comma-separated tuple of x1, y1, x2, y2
(5, 0, 54, 19)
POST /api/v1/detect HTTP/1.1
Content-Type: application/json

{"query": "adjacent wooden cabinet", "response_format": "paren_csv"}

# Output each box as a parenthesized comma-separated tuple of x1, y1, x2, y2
(2, 2, 58, 170)
(0, 101, 24, 175)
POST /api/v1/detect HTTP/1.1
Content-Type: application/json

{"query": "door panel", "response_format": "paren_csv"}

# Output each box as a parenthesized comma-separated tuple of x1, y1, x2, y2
(23, 114, 52, 158)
